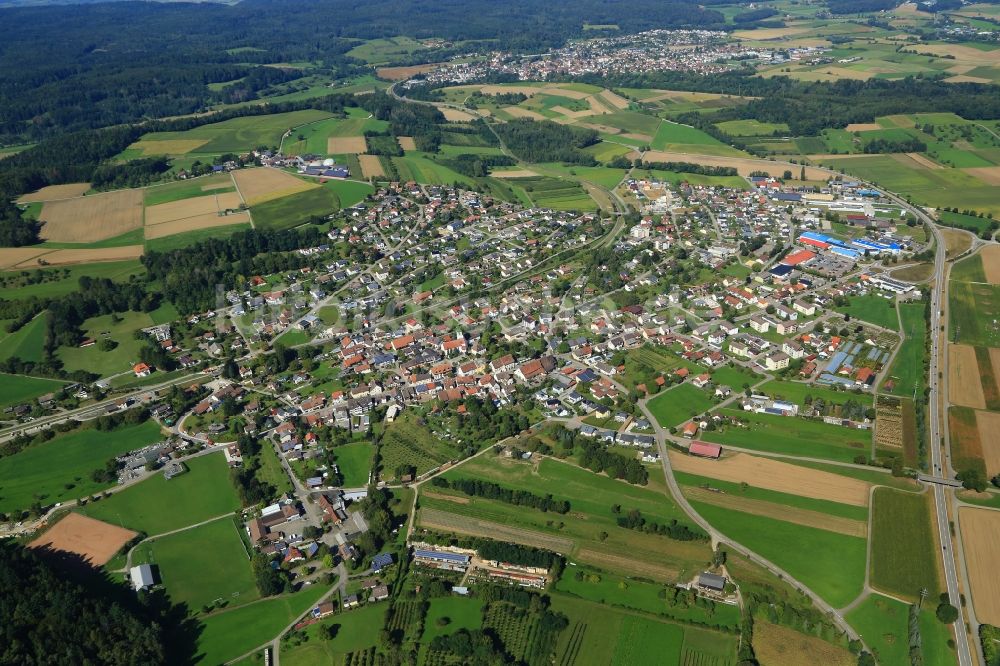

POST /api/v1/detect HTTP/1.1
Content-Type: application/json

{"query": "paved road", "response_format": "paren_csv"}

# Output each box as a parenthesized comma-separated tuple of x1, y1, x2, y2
(920, 216, 976, 666)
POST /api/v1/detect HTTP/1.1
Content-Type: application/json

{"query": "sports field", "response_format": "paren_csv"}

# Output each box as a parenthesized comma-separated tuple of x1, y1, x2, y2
(78, 453, 240, 534)
(869, 488, 940, 601)
(28, 512, 137, 566)
(0, 420, 163, 514)
(647, 383, 714, 428)
(333, 442, 373, 487)
(132, 517, 258, 611)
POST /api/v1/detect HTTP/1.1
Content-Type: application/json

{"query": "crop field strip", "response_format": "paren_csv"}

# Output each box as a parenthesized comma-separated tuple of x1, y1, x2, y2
(37, 189, 144, 243)
(868, 487, 941, 601)
(959, 506, 1000, 626)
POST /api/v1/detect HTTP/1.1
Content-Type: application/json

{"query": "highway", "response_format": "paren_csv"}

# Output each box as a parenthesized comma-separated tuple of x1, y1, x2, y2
(907, 205, 976, 666)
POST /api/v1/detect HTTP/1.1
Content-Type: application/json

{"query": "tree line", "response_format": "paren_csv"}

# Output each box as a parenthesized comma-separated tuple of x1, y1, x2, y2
(614, 507, 708, 542)
(430, 476, 571, 514)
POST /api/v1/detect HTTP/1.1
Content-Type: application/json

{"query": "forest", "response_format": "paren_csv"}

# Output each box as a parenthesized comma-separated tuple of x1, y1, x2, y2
(0, 0, 724, 143)
(0, 541, 171, 665)
(493, 120, 600, 165)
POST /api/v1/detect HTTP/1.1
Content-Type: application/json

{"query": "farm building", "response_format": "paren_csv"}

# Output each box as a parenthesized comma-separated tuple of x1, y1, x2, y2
(688, 441, 722, 459)
(413, 548, 471, 572)
(130, 564, 156, 591)
(698, 572, 727, 592)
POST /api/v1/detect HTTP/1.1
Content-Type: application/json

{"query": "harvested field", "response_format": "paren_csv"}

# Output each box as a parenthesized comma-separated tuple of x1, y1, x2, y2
(326, 136, 367, 154)
(584, 94, 615, 114)
(949, 344, 986, 409)
(202, 182, 231, 192)
(979, 245, 1000, 284)
(38, 190, 143, 243)
(991, 348, 1000, 396)
(29, 513, 137, 566)
(753, 619, 855, 666)
(968, 166, 1000, 187)
(503, 107, 546, 121)
(129, 139, 209, 156)
(491, 169, 539, 178)
(144, 192, 243, 226)
(14, 246, 144, 268)
(942, 228, 973, 258)
(976, 410, 1000, 478)
(642, 151, 828, 179)
(951, 407, 985, 475)
(397, 136, 417, 151)
(440, 107, 477, 122)
(578, 123, 624, 135)
(890, 263, 935, 283)
(419, 507, 573, 552)
(17, 183, 91, 203)
(906, 152, 943, 169)
(551, 105, 592, 120)
(733, 26, 810, 39)
(905, 44, 1000, 63)
(358, 154, 386, 179)
(845, 123, 882, 132)
(598, 89, 629, 110)
(233, 168, 316, 206)
(667, 451, 871, 506)
(541, 86, 590, 100)
(622, 133, 653, 143)
(376, 63, 442, 80)
(959, 506, 1000, 625)
(479, 85, 544, 97)
(574, 547, 681, 581)
(144, 211, 250, 239)
(684, 486, 866, 537)
(0, 247, 53, 269)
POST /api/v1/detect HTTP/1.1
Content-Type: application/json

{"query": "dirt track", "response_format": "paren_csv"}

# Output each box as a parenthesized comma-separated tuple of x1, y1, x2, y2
(668, 451, 871, 506)
(959, 507, 1000, 625)
(949, 344, 986, 409)
(29, 513, 137, 566)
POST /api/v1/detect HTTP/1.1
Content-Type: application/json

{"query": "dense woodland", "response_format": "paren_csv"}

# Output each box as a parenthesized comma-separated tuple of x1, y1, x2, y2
(0, 542, 168, 665)
(493, 120, 600, 165)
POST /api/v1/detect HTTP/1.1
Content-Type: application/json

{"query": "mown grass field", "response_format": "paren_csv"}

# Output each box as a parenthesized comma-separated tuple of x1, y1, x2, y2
(250, 185, 340, 231)
(143, 173, 235, 207)
(556, 563, 741, 627)
(756, 379, 874, 409)
(651, 121, 745, 156)
(690, 501, 867, 608)
(950, 280, 1000, 347)
(0, 373, 68, 408)
(197, 584, 328, 665)
(56, 310, 162, 377)
(835, 293, 899, 330)
(647, 383, 714, 428)
(640, 168, 749, 189)
(78, 453, 240, 534)
(423, 455, 711, 582)
(136, 110, 333, 154)
(334, 442, 373, 487)
(701, 408, 871, 464)
(145, 223, 251, 253)
(132, 516, 257, 611)
(846, 593, 951, 666)
(870, 488, 940, 601)
(0, 261, 144, 302)
(0, 420, 163, 514)
(279, 603, 387, 665)
(0, 316, 47, 363)
(885, 302, 928, 397)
